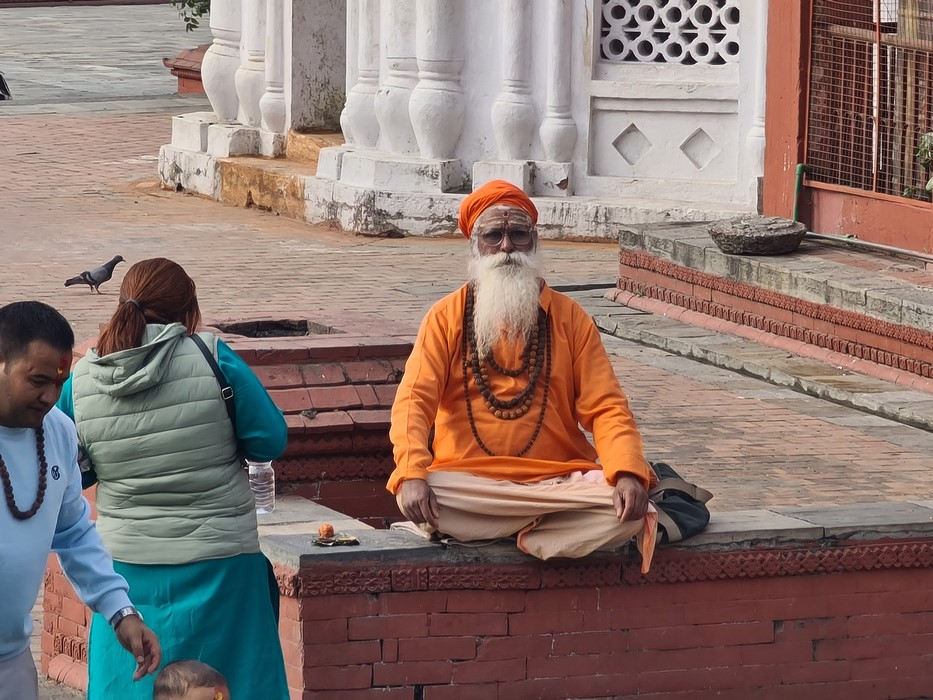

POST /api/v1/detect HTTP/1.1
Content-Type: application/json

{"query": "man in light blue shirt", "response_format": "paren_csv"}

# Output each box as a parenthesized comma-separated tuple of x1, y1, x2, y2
(0, 301, 161, 700)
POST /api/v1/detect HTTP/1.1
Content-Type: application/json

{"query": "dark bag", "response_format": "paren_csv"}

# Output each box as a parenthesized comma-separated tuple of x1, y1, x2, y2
(648, 461, 712, 544)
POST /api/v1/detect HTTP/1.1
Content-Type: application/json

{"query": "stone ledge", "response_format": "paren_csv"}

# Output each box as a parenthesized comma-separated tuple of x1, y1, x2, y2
(619, 221, 933, 332)
(259, 496, 933, 595)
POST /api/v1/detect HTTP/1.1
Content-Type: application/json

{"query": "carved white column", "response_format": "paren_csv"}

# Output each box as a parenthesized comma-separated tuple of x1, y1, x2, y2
(539, 0, 577, 163)
(409, 0, 465, 160)
(745, 0, 768, 178)
(340, 0, 359, 144)
(344, 0, 380, 148)
(201, 0, 242, 121)
(374, 0, 418, 154)
(234, 0, 267, 127)
(259, 0, 286, 134)
(492, 0, 535, 161)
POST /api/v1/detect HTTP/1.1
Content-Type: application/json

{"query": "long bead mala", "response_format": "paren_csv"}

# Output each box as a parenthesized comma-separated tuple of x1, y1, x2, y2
(461, 285, 553, 457)
(0, 426, 48, 520)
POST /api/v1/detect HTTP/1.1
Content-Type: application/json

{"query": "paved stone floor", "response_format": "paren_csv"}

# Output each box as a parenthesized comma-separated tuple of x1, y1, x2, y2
(2, 106, 931, 512)
(0, 4, 211, 105)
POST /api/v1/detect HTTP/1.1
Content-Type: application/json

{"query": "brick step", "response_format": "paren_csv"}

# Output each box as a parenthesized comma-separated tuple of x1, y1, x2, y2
(613, 221, 933, 382)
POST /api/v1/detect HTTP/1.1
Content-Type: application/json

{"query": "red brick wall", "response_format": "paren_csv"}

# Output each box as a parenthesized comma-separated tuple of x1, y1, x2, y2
(42, 558, 89, 689)
(285, 563, 933, 700)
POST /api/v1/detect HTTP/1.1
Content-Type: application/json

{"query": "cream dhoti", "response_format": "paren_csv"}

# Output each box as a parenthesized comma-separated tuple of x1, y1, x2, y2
(400, 470, 658, 572)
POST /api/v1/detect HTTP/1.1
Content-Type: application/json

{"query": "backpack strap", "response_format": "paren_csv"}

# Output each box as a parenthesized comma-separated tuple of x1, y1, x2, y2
(649, 478, 713, 504)
(653, 509, 683, 544)
(190, 334, 237, 429)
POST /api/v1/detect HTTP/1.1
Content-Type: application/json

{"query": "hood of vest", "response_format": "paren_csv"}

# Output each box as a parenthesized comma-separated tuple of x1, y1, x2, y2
(85, 323, 188, 397)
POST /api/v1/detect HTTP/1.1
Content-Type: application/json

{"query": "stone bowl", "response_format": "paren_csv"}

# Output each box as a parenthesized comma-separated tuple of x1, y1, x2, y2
(708, 216, 808, 256)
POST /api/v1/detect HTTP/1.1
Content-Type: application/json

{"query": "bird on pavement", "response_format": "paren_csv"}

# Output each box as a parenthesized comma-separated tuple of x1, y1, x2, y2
(63, 255, 125, 294)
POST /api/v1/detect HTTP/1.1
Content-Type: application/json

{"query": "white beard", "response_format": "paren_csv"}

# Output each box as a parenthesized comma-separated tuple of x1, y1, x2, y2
(468, 250, 544, 358)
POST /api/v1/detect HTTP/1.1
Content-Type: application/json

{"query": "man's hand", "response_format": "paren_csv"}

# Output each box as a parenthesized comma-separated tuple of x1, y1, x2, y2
(397, 478, 440, 529)
(612, 474, 648, 523)
(114, 616, 161, 681)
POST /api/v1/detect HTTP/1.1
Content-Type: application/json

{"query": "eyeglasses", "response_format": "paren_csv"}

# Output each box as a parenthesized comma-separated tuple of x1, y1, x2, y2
(477, 228, 534, 247)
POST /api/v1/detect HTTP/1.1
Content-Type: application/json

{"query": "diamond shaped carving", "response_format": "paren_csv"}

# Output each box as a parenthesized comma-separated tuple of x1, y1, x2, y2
(680, 128, 721, 169)
(613, 124, 652, 165)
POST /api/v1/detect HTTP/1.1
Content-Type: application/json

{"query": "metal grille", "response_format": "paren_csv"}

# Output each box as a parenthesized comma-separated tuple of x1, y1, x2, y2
(806, 0, 933, 201)
(600, 0, 740, 65)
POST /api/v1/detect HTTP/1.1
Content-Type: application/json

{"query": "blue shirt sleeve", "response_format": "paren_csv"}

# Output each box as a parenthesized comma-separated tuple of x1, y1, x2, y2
(216, 339, 288, 461)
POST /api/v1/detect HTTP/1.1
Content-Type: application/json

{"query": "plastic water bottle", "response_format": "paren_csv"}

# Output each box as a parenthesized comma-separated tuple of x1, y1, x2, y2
(247, 460, 276, 515)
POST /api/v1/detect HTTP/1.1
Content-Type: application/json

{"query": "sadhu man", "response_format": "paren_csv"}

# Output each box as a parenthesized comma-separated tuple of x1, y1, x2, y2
(388, 180, 658, 570)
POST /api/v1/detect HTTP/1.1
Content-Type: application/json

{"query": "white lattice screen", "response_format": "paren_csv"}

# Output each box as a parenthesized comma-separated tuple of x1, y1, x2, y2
(600, 0, 741, 65)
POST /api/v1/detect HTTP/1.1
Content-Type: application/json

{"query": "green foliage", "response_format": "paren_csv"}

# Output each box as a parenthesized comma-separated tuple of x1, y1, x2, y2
(172, 0, 210, 32)
(904, 132, 933, 201)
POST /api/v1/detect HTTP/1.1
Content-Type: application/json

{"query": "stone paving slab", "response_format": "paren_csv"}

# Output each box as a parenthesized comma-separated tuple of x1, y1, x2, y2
(593, 303, 933, 432)
(774, 502, 933, 539)
(0, 5, 211, 105)
(656, 509, 824, 547)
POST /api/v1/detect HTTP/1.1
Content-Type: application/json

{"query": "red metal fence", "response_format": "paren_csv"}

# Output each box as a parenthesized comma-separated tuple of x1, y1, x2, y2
(806, 0, 933, 202)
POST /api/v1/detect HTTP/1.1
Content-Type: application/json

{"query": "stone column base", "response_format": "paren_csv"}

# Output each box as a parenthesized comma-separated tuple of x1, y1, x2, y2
(472, 160, 533, 192)
(339, 151, 464, 194)
(533, 161, 574, 197)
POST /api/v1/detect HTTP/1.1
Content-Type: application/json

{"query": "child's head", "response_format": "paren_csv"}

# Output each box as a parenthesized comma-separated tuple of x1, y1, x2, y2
(153, 660, 230, 700)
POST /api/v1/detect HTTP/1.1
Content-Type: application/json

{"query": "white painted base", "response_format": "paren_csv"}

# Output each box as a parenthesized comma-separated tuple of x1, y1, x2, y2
(159, 145, 219, 199)
(472, 161, 533, 192)
(259, 129, 286, 157)
(339, 151, 464, 194)
(207, 124, 261, 157)
(304, 176, 751, 239)
(171, 112, 217, 153)
(315, 146, 353, 180)
(533, 161, 574, 197)
(158, 145, 754, 239)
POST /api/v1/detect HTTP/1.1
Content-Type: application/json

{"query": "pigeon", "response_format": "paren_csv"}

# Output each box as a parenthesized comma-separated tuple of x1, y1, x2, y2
(63, 255, 125, 294)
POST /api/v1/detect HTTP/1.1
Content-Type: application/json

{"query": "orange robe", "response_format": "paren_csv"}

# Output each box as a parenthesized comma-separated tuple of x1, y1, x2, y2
(388, 283, 656, 494)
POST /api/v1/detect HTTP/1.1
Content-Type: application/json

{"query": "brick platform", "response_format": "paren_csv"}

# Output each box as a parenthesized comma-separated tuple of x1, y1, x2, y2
(614, 222, 933, 382)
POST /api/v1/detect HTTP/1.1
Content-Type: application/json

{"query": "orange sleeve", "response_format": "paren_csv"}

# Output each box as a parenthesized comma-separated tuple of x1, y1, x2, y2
(569, 304, 654, 490)
(386, 297, 458, 494)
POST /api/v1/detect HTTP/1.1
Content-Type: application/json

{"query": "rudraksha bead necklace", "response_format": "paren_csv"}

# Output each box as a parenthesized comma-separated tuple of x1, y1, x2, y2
(0, 426, 49, 520)
(461, 284, 553, 457)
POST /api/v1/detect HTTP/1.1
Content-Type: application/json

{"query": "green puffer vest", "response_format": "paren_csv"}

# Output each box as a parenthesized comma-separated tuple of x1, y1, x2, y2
(71, 323, 259, 565)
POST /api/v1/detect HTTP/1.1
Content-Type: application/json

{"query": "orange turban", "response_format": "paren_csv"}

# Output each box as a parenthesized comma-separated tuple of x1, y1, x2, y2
(457, 180, 538, 238)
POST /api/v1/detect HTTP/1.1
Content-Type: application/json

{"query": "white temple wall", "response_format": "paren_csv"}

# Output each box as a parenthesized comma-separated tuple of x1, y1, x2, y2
(162, 0, 768, 237)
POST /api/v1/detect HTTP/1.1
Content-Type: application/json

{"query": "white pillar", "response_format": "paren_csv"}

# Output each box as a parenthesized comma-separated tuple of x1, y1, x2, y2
(491, 0, 535, 161)
(201, 0, 242, 121)
(409, 0, 465, 160)
(745, 0, 768, 180)
(234, 0, 267, 127)
(259, 0, 286, 133)
(374, 0, 418, 154)
(340, 0, 360, 144)
(539, 0, 577, 163)
(344, 0, 381, 148)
